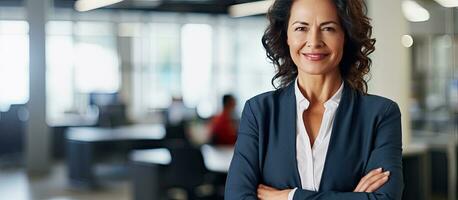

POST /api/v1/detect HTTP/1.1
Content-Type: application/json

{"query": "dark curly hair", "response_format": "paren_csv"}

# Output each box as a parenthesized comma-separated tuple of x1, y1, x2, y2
(262, 0, 376, 94)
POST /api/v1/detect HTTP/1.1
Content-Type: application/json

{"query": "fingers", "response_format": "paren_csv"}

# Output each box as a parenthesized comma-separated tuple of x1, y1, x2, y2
(361, 168, 382, 183)
(357, 171, 390, 192)
(258, 184, 274, 190)
(365, 173, 389, 192)
(257, 184, 290, 200)
(257, 184, 277, 200)
(257, 184, 271, 199)
(354, 168, 383, 192)
(257, 184, 265, 199)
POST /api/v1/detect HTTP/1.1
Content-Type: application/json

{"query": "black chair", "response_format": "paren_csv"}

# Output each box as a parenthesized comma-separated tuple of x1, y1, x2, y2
(88, 92, 129, 128)
(165, 121, 188, 140)
(96, 104, 129, 127)
(164, 146, 217, 200)
(163, 121, 194, 149)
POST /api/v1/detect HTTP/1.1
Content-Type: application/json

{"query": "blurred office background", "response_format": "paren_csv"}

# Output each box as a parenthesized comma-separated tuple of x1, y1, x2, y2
(0, 0, 456, 199)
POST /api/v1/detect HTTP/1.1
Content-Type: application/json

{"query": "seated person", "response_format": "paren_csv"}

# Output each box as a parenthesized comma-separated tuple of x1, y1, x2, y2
(209, 94, 237, 146)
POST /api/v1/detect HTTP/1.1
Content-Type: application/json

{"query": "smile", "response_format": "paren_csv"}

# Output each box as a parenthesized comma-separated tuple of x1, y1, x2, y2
(302, 53, 329, 61)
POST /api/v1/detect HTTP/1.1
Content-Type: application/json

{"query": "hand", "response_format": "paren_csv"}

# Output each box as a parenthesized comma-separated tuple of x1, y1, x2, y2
(257, 184, 292, 200)
(354, 167, 390, 192)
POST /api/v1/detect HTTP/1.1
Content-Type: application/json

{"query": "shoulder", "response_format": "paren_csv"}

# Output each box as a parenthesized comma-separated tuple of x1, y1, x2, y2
(237, 87, 291, 134)
(356, 93, 401, 117)
(244, 86, 290, 111)
(246, 90, 276, 106)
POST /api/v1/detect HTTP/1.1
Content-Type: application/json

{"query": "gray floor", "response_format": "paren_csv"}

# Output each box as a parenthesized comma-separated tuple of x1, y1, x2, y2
(0, 163, 130, 200)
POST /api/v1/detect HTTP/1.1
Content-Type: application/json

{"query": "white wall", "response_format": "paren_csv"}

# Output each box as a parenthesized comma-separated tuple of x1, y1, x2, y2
(367, 0, 411, 146)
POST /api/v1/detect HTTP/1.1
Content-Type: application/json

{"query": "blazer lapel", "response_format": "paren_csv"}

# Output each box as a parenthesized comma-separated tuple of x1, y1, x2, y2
(318, 82, 357, 191)
(277, 82, 303, 188)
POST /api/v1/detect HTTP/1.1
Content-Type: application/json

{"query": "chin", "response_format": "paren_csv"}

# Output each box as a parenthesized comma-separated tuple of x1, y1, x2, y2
(298, 65, 333, 76)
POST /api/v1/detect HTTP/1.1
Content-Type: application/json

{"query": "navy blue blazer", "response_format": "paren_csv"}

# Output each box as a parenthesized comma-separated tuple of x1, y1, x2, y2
(225, 81, 403, 200)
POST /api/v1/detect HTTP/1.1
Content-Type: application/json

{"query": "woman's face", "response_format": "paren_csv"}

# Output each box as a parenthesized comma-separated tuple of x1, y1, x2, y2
(287, 0, 345, 76)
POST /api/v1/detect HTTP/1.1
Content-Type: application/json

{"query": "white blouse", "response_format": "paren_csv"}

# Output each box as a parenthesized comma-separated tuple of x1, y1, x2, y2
(288, 79, 344, 199)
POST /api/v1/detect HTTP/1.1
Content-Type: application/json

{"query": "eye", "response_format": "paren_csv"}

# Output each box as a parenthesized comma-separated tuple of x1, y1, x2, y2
(294, 27, 307, 32)
(322, 27, 335, 32)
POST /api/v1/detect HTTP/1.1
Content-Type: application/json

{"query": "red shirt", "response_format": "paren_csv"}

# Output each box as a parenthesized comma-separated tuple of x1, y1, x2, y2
(210, 111, 237, 145)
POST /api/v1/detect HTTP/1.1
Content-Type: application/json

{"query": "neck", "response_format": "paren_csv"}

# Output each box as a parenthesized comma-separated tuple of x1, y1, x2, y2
(297, 71, 342, 104)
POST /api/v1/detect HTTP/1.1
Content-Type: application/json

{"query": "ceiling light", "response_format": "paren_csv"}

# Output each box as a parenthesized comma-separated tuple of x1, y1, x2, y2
(401, 35, 414, 48)
(75, 0, 124, 12)
(402, 0, 430, 22)
(228, 0, 274, 18)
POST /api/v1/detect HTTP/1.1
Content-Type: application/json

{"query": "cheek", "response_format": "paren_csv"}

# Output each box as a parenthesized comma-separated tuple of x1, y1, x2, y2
(328, 38, 345, 57)
(287, 33, 305, 50)
(287, 37, 295, 48)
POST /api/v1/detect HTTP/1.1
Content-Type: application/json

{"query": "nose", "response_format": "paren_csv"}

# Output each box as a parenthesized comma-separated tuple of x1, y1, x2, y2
(306, 27, 324, 48)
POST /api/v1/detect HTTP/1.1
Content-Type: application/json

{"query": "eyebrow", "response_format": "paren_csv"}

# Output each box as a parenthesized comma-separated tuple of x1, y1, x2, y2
(291, 21, 339, 26)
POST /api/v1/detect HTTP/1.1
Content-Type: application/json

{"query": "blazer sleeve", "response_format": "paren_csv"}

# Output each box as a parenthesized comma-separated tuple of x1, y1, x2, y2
(225, 100, 261, 200)
(293, 102, 404, 200)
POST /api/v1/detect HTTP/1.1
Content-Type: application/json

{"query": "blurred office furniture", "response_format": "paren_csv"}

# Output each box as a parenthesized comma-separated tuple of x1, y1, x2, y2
(130, 148, 171, 200)
(165, 121, 187, 140)
(66, 124, 165, 188)
(89, 92, 119, 107)
(200, 145, 234, 197)
(130, 145, 233, 200)
(165, 96, 188, 126)
(0, 104, 27, 165)
(49, 116, 97, 159)
(166, 146, 215, 200)
(402, 144, 430, 200)
(412, 133, 457, 200)
(164, 121, 192, 147)
(89, 92, 129, 127)
(200, 144, 233, 173)
(96, 104, 129, 127)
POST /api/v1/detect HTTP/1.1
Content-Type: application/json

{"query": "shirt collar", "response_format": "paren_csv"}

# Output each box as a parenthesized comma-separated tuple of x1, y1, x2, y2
(294, 78, 344, 110)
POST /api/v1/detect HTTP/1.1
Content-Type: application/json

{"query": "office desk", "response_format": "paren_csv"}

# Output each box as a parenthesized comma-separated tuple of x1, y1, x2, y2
(129, 145, 234, 175)
(66, 124, 166, 188)
(200, 145, 234, 173)
(129, 148, 171, 200)
(49, 116, 97, 159)
(129, 145, 233, 200)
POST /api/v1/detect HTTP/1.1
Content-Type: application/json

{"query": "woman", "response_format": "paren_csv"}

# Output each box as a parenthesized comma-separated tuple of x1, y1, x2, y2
(225, 0, 404, 199)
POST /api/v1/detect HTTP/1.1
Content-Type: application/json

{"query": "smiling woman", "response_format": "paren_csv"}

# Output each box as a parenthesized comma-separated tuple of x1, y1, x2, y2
(225, 0, 404, 200)
(262, 0, 375, 93)
(286, 0, 345, 80)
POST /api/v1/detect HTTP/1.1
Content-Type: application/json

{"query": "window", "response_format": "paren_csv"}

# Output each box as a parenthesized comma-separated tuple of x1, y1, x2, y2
(46, 20, 120, 121)
(74, 21, 119, 93)
(131, 22, 181, 116)
(235, 18, 273, 111)
(46, 10, 274, 122)
(46, 21, 74, 120)
(181, 23, 213, 118)
(0, 20, 29, 112)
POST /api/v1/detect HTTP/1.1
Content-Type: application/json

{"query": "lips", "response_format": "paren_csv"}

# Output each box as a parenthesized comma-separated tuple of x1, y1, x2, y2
(302, 53, 329, 61)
